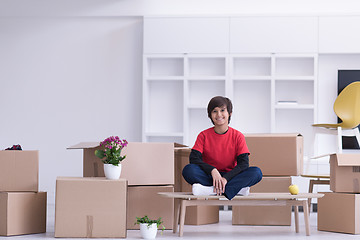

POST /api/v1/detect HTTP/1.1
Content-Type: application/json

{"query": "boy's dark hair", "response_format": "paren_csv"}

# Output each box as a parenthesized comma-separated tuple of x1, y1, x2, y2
(207, 96, 233, 124)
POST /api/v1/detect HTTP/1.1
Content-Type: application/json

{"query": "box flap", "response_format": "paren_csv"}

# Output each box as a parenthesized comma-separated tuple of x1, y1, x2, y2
(244, 133, 302, 137)
(174, 143, 188, 148)
(67, 142, 100, 150)
(331, 154, 360, 166)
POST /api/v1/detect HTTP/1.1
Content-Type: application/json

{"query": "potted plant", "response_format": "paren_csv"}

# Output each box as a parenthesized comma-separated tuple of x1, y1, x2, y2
(135, 215, 165, 239)
(94, 136, 128, 180)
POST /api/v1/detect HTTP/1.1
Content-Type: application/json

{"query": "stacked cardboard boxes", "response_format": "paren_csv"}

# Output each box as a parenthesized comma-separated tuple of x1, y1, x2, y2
(318, 153, 360, 234)
(66, 142, 175, 231)
(232, 133, 303, 226)
(0, 150, 47, 236)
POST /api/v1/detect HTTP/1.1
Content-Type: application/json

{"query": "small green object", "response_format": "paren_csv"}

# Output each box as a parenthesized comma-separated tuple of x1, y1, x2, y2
(135, 215, 165, 232)
(94, 150, 105, 159)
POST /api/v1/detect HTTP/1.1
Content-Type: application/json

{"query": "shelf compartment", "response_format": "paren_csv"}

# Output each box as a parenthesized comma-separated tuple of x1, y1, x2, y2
(146, 135, 184, 144)
(188, 80, 225, 108)
(188, 57, 226, 76)
(275, 76, 315, 81)
(233, 76, 271, 81)
(275, 57, 314, 76)
(275, 80, 314, 105)
(275, 104, 314, 109)
(145, 132, 184, 137)
(232, 80, 271, 133)
(147, 80, 183, 133)
(188, 108, 214, 146)
(147, 76, 184, 81)
(147, 58, 184, 76)
(233, 57, 271, 76)
(187, 76, 227, 80)
(188, 105, 207, 109)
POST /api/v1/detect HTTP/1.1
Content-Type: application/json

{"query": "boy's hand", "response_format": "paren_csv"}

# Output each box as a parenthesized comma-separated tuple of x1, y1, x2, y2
(211, 168, 228, 195)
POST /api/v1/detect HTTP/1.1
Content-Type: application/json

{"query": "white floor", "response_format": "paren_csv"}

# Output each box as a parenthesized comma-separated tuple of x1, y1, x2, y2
(2, 204, 359, 240)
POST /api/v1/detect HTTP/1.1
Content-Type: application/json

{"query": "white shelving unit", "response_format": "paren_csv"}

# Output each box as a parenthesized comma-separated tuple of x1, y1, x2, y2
(142, 16, 318, 158)
(272, 54, 318, 157)
(143, 53, 318, 157)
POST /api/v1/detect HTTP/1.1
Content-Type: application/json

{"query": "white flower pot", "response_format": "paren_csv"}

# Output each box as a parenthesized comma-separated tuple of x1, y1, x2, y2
(103, 163, 122, 180)
(140, 223, 158, 239)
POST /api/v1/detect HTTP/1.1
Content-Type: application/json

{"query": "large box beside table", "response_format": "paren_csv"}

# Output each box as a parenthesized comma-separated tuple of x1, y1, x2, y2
(67, 142, 174, 185)
(127, 185, 174, 230)
(0, 150, 39, 192)
(245, 133, 303, 176)
(329, 153, 360, 193)
(232, 177, 292, 226)
(174, 147, 219, 225)
(0, 192, 47, 236)
(318, 192, 360, 234)
(55, 177, 127, 238)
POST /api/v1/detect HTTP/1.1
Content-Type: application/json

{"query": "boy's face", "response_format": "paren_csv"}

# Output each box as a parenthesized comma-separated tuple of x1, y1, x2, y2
(211, 106, 231, 126)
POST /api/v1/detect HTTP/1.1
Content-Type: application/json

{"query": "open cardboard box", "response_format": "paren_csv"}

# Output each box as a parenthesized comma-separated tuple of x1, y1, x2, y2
(0, 150, 39, 192)
(245, 133, 303, 176)
(67, 142, 174, 185)
(330, 153, 360, 193)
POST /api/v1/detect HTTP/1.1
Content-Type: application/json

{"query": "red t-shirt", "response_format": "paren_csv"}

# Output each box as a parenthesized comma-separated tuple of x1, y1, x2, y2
(192, 127, 250, 172)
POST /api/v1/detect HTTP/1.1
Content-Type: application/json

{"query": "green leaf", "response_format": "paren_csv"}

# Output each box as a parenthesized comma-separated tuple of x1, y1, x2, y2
(94, 150, 105, 159)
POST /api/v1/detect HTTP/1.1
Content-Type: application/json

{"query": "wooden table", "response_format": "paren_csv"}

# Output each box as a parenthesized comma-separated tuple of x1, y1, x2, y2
(159, 192, 324, 237)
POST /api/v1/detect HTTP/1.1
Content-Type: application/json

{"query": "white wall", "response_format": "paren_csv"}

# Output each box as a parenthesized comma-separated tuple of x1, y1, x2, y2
(2, 0, 360, 202)
(0, 16, 143, 202)
(1, 0, 360, 17)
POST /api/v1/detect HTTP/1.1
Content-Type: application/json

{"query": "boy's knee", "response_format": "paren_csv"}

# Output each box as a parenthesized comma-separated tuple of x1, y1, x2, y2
(182, 164, 196, 177)
(250, 166, 263, 181)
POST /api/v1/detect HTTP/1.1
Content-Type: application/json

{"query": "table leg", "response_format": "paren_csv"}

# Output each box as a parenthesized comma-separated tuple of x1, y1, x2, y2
(179, 200, 187, 237)
(308, 180, 314, 213)
(303, 200, 310, 236)
(173, 199, 180, 233)
(294, 205, 299, 233)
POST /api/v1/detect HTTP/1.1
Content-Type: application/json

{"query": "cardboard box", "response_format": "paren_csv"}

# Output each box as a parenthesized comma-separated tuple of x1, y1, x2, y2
(127, 185, 174, 230)
(55, 177, 127, 238)
(174, 148, 219, 225)
(0, 192, 46, 236)
(232, 177, 292, 225)
(318, 192, 360, 234)
(67, 142, 174, 185)
(174, 147, 191, 192)
(183, 205, 219, 225)
(0, 150, 39, 192)
(245, 133, 303, 176)
(330, 153, 360, 193)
